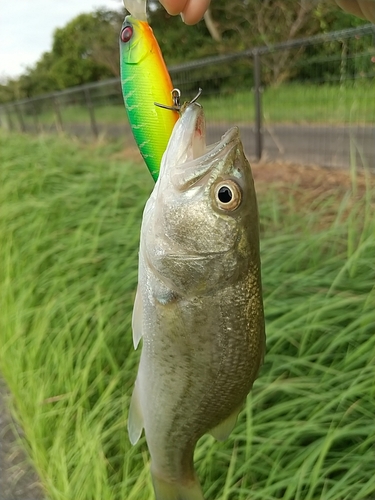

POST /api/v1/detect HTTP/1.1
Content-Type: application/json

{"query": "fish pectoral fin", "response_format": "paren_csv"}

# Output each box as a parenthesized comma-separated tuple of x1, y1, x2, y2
(132, 286, 143, 349)
(127, 382, 144, 445)
(209, 407, 241, 442)
(151, 471, 205, 500)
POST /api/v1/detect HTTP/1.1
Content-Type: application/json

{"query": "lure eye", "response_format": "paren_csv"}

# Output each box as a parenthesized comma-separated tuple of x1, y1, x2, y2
(121, 26, 133, 43)
(214, 180, 242, 211)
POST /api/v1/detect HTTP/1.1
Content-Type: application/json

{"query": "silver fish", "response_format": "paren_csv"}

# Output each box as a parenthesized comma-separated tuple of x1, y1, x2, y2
(128, 103, 265, 500)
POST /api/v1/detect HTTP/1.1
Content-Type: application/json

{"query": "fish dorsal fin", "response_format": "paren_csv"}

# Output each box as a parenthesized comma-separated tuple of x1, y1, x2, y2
(128, 382, 144, 445)
(132, 287, 143, 349)
(209, 407, 241, 442)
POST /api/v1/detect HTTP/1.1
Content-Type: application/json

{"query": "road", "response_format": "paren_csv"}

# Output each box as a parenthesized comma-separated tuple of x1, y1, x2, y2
(0, 379, 43, 500)
(209, 123, 375, 169)
(52, 121, 375, 170)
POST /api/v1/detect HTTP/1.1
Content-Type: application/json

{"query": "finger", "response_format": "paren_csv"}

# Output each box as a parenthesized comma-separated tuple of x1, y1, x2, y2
(334, 0, 367, 18)
(357, 0, 375, 23)
(159, 0, 189, 16)
(181, 0, 211, 24)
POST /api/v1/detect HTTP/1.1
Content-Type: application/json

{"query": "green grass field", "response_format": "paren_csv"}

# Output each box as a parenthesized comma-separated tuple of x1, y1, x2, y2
(0, 132, 374, 500)
(6, 81, 375, 134)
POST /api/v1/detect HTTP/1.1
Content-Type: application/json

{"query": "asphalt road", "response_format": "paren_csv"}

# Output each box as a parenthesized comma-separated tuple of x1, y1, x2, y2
(209, 123, 375, 169)
(0, 379, 43, 500)
(51, 121, 375, 170)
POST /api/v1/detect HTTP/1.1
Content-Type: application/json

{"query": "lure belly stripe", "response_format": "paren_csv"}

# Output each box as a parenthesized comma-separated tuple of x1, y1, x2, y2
(120, 16, 178, 181)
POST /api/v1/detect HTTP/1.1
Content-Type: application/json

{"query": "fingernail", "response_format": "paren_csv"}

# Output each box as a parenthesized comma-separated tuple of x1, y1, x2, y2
(180, 12, 185, 22)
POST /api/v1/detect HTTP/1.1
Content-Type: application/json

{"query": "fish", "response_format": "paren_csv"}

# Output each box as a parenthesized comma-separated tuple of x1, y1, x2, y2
(128, 102, 265, 500)
(119, 14, 179, 181)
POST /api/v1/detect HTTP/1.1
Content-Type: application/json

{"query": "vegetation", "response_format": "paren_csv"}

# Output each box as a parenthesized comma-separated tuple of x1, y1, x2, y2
(0, 1, 370, 103)
(0, 9, 123, 102)
(4, 82, 374, 134)
(0, 132, 374, 500)
(204, 82, 375, 124)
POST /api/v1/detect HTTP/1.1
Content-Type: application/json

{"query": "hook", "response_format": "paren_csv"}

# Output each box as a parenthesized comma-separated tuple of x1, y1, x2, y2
(154, 88, 202, 113)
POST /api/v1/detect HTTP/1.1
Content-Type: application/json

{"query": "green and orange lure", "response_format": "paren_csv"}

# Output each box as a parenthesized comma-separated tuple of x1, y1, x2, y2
(119, 13, 179, 181)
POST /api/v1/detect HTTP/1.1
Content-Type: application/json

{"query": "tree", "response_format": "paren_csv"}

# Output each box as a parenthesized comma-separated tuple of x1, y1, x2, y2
(199, 0, 319, 83)
(147, 2, 215, 64)
(0, 1, 370, 103)
(48, 9, 123, 88)
(0, 8, 125, 103)
(149, 1, 340, 85)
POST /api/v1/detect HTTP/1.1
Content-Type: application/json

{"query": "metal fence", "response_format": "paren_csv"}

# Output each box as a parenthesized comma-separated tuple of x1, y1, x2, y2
(1, 24, 375, 169)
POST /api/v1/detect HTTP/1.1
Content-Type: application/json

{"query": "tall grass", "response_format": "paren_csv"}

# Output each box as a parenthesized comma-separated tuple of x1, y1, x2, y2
(0, 132, 374, 500)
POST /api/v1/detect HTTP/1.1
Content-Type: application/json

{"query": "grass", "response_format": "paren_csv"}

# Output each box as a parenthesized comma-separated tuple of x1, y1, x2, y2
(0, 132, 374, 500)
(5, 81, 375, 135)
(204, 81, 375, 125)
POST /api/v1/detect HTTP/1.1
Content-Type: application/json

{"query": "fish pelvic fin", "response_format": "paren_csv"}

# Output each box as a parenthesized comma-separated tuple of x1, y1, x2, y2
(209, 406, 241, 442)
(127, 381, 144, 445)
(132, 286, 143, 349)
(151, 472, 205, 500)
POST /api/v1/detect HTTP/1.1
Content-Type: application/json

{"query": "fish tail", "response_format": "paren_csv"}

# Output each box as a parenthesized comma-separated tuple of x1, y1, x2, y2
(151, 471, 205, 500)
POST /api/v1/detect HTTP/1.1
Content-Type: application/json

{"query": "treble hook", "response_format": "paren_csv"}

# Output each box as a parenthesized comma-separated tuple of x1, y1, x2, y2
(154, 88, 202, 113)
(189, 87, 202, 105)
(154, 88, 181, 112)
(172, 88, 181, 108)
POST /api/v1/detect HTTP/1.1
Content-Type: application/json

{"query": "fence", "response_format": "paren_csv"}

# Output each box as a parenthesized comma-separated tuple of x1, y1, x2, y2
(1, 24, 375, 169)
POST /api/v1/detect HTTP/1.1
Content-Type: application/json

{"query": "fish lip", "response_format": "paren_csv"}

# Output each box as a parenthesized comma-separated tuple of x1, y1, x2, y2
(171, 126, 241, 191)
(204, 126, 240, 165)
(184, 126, 240, 168)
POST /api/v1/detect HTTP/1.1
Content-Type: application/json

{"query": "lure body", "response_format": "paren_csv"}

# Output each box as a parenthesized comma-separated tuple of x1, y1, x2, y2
(120, 15, 178, 181)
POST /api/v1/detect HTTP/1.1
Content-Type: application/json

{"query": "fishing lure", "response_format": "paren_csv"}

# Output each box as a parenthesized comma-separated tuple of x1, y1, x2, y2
(119, 14, 179, 181)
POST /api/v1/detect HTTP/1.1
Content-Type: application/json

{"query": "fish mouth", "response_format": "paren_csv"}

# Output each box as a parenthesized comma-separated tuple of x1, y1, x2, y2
(161, 102, 241, 191)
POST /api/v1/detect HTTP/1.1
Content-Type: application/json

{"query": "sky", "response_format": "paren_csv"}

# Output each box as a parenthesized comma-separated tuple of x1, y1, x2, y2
(0, 0, 124, 81)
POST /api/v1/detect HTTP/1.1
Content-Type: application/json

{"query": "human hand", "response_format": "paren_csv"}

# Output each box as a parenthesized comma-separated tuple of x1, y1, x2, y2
(159, 0, 211, 24)
(335, 0, 375, 23)
(158, 0, 375, 26)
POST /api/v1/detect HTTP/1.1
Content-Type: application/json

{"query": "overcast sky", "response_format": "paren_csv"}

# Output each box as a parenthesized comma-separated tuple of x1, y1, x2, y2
(0, 0, 125, 80)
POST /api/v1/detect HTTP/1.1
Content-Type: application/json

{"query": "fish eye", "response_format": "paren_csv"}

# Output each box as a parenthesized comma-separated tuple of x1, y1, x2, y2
(121, 26, 133, 43)
(214, 180, 242, 211)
